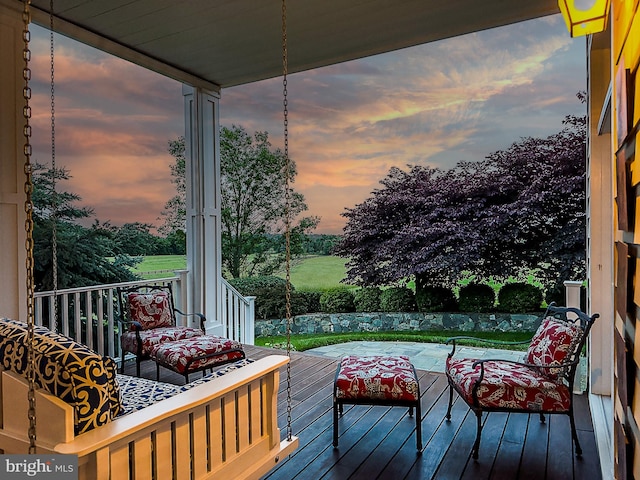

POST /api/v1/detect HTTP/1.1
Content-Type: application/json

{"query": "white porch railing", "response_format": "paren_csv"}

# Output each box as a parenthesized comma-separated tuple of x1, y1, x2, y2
(221, 280, 256, 344)
(32, 273, 255, 361)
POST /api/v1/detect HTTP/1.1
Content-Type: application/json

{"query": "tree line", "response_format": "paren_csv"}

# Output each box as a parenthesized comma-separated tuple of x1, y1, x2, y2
(32, 97, 586, 296)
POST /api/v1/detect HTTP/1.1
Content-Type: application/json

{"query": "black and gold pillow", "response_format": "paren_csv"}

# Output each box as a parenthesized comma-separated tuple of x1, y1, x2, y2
(0, 318, 121, 435)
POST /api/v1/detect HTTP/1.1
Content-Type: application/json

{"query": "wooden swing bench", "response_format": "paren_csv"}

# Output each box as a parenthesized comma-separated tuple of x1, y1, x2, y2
(0, 318, 298, 480)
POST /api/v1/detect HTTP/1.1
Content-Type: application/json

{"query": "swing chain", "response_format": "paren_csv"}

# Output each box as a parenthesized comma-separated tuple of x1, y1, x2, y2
(22, 0, 37, 455)
(50, 0, 58, 331)
(282, 0, 293, 442)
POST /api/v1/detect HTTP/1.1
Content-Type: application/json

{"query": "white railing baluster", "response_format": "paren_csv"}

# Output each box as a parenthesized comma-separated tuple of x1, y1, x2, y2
(34, 297, 43, 327)
(96, 289, 105, 356)
(74, 292, 82, 344)
(85, 291, 94, 351)
(106, 289, 115, 359)
(61, 294, 70, 337)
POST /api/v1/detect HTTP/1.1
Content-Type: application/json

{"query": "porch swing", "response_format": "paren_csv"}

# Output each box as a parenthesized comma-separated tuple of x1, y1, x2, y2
(0, 0, 299, 478)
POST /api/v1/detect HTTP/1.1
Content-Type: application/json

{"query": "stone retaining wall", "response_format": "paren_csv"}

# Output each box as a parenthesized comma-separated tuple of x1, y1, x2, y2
(255, 312, 543, 337)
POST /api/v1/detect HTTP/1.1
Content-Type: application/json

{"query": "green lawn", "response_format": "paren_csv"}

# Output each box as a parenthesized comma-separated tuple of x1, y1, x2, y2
(131, 254, 349, 288)
(255, 330, 532, 352)
(275, 255, 351, 291)
(132, 254, 545, 293)
(132, 255, 187, 279)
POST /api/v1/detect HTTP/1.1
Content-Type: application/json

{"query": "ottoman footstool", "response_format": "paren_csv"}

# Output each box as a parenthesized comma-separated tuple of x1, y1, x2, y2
(333, 355, 422, 451)
(150, 335, 245, 382)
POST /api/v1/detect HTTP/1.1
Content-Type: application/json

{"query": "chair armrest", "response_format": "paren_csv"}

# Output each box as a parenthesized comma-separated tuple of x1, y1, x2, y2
(174, 308, 206, 331)
(445, 336, 530, 358)
(118, 319, 142, 331)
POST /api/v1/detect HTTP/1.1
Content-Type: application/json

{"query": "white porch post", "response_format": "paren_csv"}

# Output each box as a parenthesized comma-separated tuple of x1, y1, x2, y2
(587, 37, 613, 397)
(0, 0, 27, 320)
(183, 85, 224, 335)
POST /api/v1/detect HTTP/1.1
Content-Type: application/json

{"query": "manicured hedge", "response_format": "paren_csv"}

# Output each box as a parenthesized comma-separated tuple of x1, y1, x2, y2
(320, 288, 356, 313)
(353, 287, 382, 312)
(497, 282, 543, 312)
(458, 283, 495, 312)
(379, 286, 416, 312)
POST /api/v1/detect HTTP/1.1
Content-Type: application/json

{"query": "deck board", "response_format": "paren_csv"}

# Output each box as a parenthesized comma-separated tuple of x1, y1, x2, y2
(126, 345, 602, 480)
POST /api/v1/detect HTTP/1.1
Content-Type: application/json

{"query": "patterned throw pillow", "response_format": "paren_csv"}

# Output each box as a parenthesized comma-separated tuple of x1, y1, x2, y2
(128, 291, 173, 330)
(0, 318, 122, 434)
(525, 316, 583, 380)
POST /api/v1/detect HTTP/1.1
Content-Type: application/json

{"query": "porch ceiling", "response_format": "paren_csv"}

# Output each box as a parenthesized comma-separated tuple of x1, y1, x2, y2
(27, 0, 560, 90)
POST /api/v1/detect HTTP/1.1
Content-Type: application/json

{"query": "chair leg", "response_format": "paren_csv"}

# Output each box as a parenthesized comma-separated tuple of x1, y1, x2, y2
(539, 412, 546, 424)
(409, 405, 414, 417)
(415, 400, 422, 452)
(120, 349, 126, 374)
(136, 357, 141, 377)
(333, 398, 339, 448)
(472, 411, 483, 460)
(569, 410, 582, 456)
(446, 384, 454, 421)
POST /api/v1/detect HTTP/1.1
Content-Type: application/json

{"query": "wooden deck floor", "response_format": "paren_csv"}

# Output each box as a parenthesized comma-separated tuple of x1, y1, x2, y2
(128, 345, 602, 480)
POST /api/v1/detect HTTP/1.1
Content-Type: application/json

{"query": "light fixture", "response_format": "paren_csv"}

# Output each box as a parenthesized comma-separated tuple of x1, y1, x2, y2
(558, 0, 610, 37)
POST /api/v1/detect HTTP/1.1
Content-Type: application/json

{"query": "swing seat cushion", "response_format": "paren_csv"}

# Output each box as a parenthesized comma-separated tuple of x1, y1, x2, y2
(334, 355, 420, 402)
(116, 358, 254, 416)
(0, 318, 121, 435)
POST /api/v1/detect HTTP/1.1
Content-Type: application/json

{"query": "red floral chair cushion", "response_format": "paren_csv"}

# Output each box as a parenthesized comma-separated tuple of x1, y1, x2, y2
(128, 291, 173, 330)
(335, 355, 419, 402)
(121, 326, 203, 357)
(150, 336, 245, 374)
(446, 357, 571, 412)
(525, 316, 583, 380)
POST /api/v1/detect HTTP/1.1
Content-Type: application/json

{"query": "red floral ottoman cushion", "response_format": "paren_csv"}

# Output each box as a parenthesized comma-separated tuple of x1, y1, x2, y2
(150, 335, 245, 375)
(335, 355, 419, 402)
(446, 357, 571, 412)
(121, 326, 203, 357)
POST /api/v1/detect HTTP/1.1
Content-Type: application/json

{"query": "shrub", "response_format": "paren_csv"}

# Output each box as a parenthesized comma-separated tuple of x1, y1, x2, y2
(320, 288, 355, 313)
(415, 285, 457, 312)
(379, 287, 416, 312)
(297, 290, 323, 313)
(227, 275, 287, 297)
(353, 287, 382, 312)
(458, 283, 495, 312)
(253, 284, 309, 319)
(497, 283, 543, 313)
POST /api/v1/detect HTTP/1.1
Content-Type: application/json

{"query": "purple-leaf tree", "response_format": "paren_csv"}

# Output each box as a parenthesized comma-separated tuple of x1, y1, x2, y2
(336, 106, 586, 295)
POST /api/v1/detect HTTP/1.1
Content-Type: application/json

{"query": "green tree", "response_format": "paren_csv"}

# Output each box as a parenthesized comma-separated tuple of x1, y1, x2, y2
(32, 162, 139, 290)
(162, 126, 319, 278)
(110, 222, 162, 256)
(158, 137, 187, 236)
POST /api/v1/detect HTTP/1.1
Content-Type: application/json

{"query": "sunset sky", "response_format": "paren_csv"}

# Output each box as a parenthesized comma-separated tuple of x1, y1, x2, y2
(28, 14, 586, 235)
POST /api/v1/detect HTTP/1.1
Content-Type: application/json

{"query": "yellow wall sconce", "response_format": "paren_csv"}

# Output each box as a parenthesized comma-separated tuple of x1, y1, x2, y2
(558, 0, 610, 36)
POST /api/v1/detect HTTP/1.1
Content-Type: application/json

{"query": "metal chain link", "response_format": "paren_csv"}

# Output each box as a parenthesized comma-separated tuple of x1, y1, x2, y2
(50, 0, 58, 331)
(282, 0, 293, 443)
(22, 0, 37, 455)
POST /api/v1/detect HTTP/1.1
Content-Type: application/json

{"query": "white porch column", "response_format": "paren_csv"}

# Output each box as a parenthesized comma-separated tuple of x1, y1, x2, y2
(587, 38, 613, 397)
(183, 85, 224, 335)
(0, 0, 27, 320)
